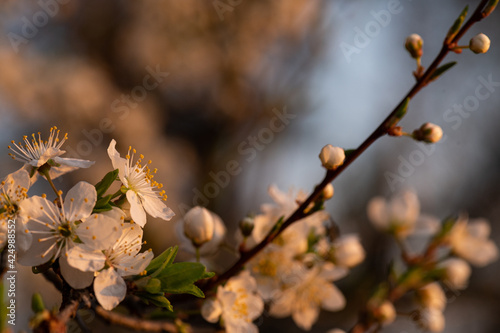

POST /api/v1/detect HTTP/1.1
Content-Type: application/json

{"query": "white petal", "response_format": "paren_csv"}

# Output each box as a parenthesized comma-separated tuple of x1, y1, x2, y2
(467, 219, 491, 238)
(226, 320, 259, 333)
(127, 191, 147, 227)
(63, 182, 97, 222)
(199, 212, 226, 255)
(320, 283, 346, 311)
(201, 298, 222, 323)
(60, 256, 94, 289)
(246, 294, 264, 320)
(367, 197, 389, 230)
(413, 214, 441, 236)
(319, 262, 349, 281)
(117, 249, 154, 276)
(269, 289, 294, 318)
(78, 214, 122, 250)
(94, 268, 127, 310)
(107, 140, 128, 184)
(37, 147, 64, 167)
(292, 304, 319, 331)
(66, 245, 106, 272)
(142, 195, 175, 221)
(53, 157, 95, 168)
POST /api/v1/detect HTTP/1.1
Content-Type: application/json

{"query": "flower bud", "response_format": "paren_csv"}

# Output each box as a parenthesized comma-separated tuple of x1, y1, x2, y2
(239, 216, 255, 237)
(412, 123, 443, 143)
(439, 258, 471, 290)
(183, 206, 215, 247)
(405, 34, 424, 58)
(375, 300, 396, 326)
(469, 33, 490, 54)
(319, 145, 345, 170)
(323, 183, 335, 199)
(332, 235, 365, 268)
(417, 308, 445, 332)
(416, 283, 446, 311)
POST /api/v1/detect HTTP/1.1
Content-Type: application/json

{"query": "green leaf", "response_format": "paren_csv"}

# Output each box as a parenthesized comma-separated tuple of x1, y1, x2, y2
(446, 5, 468, 43)
(92, 203, 113, 213)
(343, 149, 356, 158)
(387, 98, 410, 128)
(483, 0, 499, 17)
(136, 292, 173, 311)
(31, 293, 45, 313)
(145, 278, 162, 294)
(429, 62, 457, 82)
(146, 246, 178, 277)
(95, 169, 119, 197)
(157, 262, 215, 298)
(95, 194, 113, 208)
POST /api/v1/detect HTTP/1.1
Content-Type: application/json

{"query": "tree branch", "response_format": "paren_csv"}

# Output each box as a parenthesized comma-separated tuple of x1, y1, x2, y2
(203, 0, 493, 293)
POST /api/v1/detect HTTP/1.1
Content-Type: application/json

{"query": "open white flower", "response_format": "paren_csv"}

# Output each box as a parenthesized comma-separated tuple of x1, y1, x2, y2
(8, 127, 94, 181)
(201, 271, 264, 333)
(269, 262, 347, 331)
(0, 169, 30, 250)
(367, 191, 439, 238)
(448, 216, 498, 267)
(247, 243, 297, 301)
(107, 139, 174, 227)
(245, 184, 329, 251)
(69, 218, 153, 310)
(18, 181, 121, 288)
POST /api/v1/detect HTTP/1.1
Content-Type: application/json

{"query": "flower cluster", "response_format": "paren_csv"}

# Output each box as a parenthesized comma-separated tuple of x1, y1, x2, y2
(201, 184, 365, 331)
(4, 128, 174, 310)
(366, 191, 498, 332)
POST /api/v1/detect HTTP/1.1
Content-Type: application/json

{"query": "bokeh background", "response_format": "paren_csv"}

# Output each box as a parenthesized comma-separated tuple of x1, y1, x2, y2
(1, 0, 500, 332)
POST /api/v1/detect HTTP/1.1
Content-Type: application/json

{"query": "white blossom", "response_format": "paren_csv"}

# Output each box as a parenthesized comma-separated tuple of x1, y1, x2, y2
(183, 206, 215, 247)
(18, 182, 121, 288)
(0, 169, 30, 250)
(376, 300, 396, 326)
(469, 33, 490, 54)
(367, 191, 420, 238)
(417, 308, 445, 332)
(8, 127, 94, 181)
(332, 234, 365, 268)
(414, 123, 443, 143)
(176, 208, 226, 264)
(416, 283, 446, 311)
(405, 33, 424, 58)
(319, 145, 345, 170)
(107, 139, 174, 227)
(201, 271, 264, 333)
(269, 262, 347, 331)
(439, 258, 471, 290)
(448, 216, 498, 267)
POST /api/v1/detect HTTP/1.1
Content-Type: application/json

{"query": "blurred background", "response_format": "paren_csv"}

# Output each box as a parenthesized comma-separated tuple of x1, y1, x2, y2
(1, 0, 500, 332)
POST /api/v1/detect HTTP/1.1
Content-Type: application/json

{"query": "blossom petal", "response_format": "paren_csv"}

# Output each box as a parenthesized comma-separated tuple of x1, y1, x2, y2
(63, 182, 97, 222)
(127, 191, 147, 227)
(141, 195, 175, 222)
(78, 214, 122, 250)
(67, 245, 106, 272)
(320, 283, 346, 311)
(367, 197, 389, 230)
(53, 156, 95, 169)
(107, 140, 128, 185)
(201, 298, 222, 323)
(292, 303, 319, 331)
(94, 268, 127, 310)
(60, 256, 94, 289)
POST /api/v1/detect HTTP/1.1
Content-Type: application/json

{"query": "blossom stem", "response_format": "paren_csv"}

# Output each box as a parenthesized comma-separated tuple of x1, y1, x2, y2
(38, 166, 61, 199)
